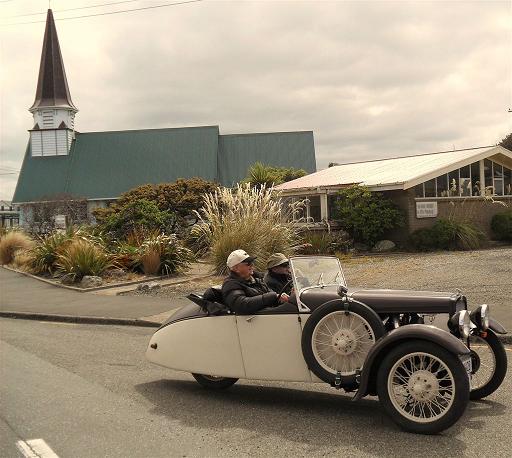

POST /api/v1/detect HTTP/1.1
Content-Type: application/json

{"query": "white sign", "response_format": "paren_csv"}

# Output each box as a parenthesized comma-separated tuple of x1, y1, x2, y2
(54, 214, 67, 228)
(416, 201, 438, 218)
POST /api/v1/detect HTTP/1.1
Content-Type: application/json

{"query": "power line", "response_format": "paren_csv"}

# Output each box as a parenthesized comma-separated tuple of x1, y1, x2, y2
(0, 172, 19, 175)
(6, 0, 144, 18)
(2, 0, 204, 26)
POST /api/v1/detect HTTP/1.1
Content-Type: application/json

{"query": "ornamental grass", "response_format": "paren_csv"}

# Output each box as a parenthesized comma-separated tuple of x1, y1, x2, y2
(0, 230, 34, 265)
(139, 231, 193, 276)
(55, 239, 115, 282)
(193, 184, 302, 275)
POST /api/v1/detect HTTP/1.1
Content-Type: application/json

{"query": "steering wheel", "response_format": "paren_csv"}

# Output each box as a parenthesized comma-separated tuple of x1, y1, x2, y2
(277, 279, 293, 303)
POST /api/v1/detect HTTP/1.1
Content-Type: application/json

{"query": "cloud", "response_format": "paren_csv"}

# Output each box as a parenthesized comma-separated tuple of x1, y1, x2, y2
(1, 0, 510, 200)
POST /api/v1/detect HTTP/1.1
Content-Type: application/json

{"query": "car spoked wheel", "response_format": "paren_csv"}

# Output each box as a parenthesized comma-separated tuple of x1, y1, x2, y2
(469, 330, 507, 400)
(302, 301, 385, 385)
(377, 340, 469, 434)
(312, 311, 375, 376)
(192, 373, 238, 390)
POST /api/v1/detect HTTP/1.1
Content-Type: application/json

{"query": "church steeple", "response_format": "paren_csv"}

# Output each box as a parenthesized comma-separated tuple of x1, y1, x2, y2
(30, 9, 77, 112)
(29, 10, 77, 157)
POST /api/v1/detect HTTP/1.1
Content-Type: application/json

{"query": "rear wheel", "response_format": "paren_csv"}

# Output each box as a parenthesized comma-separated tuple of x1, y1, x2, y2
(377, 340, 469, 434)
(469, 330, 507, 400)
(192, 374, 238, 390)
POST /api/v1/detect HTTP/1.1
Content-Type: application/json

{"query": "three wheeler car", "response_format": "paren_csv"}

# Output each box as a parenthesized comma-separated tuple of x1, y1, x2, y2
(146, 256, 507, 434)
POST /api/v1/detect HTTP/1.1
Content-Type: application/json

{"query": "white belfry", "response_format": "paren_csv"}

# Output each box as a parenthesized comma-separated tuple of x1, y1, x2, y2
(29, 9, 77, 157)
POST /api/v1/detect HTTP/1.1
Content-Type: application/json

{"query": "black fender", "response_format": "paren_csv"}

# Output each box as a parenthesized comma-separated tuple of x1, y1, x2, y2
(352, 324, 470, 401)
(489, 317, 507, 335)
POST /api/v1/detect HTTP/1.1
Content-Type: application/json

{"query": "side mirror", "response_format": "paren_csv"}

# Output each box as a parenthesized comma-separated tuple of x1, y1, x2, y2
(338, 285, 348, 296)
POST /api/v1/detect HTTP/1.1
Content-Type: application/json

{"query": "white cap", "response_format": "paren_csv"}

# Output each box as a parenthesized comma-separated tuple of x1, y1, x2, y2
(226, 249, 256, 269)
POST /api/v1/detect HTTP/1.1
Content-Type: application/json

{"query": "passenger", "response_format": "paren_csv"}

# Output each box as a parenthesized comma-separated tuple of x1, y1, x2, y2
(264, 253, 292, 295)
(222, 249, 289, 314)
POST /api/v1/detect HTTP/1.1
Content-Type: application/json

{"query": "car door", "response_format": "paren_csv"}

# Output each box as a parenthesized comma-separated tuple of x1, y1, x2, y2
(236, 306, 312, 382)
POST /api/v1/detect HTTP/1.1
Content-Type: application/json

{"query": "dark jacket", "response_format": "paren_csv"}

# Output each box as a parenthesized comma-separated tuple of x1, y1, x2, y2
(222, 271, 279, 315)
(263, 271, 292, 295)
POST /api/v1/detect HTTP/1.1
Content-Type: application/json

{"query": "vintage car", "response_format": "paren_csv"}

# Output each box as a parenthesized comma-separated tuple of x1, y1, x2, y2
(146, 256, 507, 434)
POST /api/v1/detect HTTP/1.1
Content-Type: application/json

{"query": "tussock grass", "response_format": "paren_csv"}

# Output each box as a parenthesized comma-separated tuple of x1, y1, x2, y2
(0, 231, 34, 265)
(193, 184, 302, 275)
(139, 231, 193, 276)
(55, 239, 115, 282)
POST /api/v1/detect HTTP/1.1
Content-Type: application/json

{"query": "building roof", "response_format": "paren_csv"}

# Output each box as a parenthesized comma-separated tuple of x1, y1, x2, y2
(30, 9, 77, 112)
(276, 146, 512, 193)
(13, 127, 316, 203)
(218, 131, 316, 186)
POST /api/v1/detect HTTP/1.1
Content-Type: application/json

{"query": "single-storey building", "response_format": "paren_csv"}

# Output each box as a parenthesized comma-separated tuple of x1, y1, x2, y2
(276, 145, 512, 240)
(12, 10, 316, 227)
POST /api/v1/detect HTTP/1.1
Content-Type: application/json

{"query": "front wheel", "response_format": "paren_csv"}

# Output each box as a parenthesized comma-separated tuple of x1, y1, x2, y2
(377, 340, 470, 434)
(469, 330, 507, 400)
(192, 373, 238, 390)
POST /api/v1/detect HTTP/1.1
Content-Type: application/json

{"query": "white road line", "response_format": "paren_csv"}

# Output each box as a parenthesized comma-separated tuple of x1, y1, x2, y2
(16, 439, 59, 458)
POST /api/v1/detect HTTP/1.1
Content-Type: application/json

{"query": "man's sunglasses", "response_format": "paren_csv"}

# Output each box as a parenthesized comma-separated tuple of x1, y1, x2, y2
(242, 260, 255, 266)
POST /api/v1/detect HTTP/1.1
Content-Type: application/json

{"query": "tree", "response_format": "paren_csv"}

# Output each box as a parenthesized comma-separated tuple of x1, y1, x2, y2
(332, 185, 405, 247)
(244, 162, 307, 189)
(500, 132, 512, 151)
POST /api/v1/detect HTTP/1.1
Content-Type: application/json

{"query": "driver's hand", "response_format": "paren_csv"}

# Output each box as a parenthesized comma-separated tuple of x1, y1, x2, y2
(279, 293, 290, 303)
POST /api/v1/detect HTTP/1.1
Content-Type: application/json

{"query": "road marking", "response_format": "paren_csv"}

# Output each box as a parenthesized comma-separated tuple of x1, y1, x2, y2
(16, 439, 59, 458)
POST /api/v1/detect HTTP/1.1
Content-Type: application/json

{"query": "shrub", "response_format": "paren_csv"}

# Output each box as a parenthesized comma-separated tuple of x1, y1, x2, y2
(332, 185, 405, 247)
(193, 184, 302, 275)
(0, 231, 34, 265)
(93, 178, 218, 233)
(300, 230, 352, 255)
(99, 199, 177, 240)
(409, 218, 486, 251)
(55, 239, 115, 281)
(139, 232, 194, 276)
(491, 210, 512, 241)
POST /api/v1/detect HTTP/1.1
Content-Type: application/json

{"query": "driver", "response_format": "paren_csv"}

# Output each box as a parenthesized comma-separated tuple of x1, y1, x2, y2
(222, 249, 289, 314)
(264, 253, 292, 295)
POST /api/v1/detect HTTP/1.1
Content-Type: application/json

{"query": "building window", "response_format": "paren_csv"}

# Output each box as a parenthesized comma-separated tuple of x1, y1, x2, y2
(424, 178, 436, 197)
(436, 174, 449, 197)
(415, 159, 512, 198)
(505, 167, 512, 195)
(470, 162, 480, 196)
(308, 196, 321, 222)
(493, 163, 504, 196)
(415, 183, 424, 198)
(448, 170, 459, 196)
(484, 159, 493, 194)
(281, 195, 322, 222)
(459, 164, 471, 196)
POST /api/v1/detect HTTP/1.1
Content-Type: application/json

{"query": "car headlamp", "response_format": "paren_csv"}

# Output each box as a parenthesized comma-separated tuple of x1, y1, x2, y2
(470, 304, 489, 331)
(450, 310, 471, 339)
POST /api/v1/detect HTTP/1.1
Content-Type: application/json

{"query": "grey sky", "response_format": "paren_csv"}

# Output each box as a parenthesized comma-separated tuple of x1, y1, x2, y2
(1, 0, 511, 200)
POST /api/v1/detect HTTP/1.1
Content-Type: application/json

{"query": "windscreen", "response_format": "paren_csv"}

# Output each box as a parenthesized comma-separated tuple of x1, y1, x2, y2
(290, 256, 346, 293)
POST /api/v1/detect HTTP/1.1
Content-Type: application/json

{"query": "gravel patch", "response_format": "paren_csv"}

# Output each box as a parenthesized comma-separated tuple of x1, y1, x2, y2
(342, 247, 511, 309)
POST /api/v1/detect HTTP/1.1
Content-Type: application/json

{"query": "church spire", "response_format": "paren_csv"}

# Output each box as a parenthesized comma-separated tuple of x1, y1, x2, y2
(29, 9, 77, 112)
(28, 9, 77, 157)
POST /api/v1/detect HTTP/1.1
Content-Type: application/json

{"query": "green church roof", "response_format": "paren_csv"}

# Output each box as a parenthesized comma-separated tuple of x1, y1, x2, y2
(218, 131, 316, 186)
(13, 126, 316, 203)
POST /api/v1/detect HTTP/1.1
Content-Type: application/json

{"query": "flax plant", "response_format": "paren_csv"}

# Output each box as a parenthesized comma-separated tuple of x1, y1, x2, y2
(193, 184, 302, 275)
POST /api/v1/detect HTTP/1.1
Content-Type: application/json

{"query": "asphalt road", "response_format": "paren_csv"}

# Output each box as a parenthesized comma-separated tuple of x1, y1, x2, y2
(1, 319, 511, 458)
